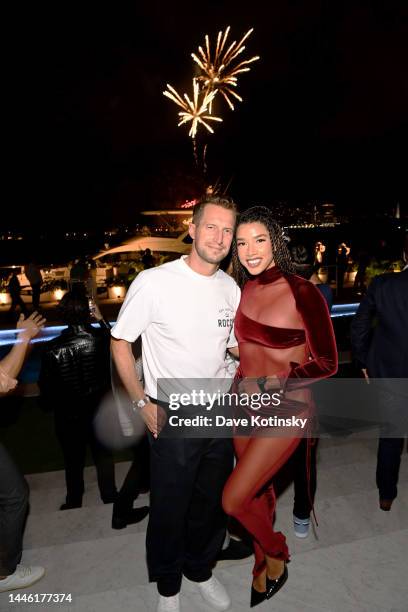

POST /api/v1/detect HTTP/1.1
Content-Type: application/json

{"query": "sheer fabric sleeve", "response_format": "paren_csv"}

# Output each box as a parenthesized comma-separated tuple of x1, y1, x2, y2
(278, 280, 338, 390)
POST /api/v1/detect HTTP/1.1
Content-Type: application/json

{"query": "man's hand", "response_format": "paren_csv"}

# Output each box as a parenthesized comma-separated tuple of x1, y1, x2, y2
(139, 402, 167, 438)
(17, 312, 46, 342)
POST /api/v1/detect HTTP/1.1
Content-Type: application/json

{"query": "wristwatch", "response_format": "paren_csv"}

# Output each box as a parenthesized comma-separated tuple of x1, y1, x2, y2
(132, 396, 150, 410)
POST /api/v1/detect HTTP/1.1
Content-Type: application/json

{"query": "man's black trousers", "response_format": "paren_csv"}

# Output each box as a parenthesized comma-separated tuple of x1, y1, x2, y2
(376, 389, 407, 501)
(147, 435, 233, 597)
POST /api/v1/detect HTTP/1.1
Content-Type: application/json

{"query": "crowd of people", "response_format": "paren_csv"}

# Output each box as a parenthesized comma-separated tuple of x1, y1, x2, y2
(0, 196, 406, 611)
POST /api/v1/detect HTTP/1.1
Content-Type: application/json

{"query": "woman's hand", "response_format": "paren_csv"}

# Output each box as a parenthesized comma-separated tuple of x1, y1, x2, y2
(17, 312, 46, 342)
(263, 375, 281, 391)
(0, 369, 18, 394)
(237, 378, 262, 396)
(92, 301, 103, 321)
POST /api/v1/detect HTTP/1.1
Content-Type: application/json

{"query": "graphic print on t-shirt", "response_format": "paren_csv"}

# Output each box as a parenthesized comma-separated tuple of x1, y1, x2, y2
(218, 307, 235, 328)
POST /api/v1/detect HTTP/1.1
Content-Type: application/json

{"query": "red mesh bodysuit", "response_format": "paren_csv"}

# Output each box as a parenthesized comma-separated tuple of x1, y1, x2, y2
(222, 265, 337, 574)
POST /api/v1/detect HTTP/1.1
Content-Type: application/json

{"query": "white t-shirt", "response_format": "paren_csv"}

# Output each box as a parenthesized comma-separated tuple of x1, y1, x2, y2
(111, 256, 241, 398)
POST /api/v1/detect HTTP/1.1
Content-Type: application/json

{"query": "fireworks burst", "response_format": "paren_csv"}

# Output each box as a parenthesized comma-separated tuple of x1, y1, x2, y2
(191, 26, 260, 110)
(163, 78, 222, 139)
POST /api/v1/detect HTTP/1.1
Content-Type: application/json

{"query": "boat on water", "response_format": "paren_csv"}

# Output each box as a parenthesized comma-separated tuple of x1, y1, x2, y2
(0, 211, 194, 305)
(93, 210, 192, 263)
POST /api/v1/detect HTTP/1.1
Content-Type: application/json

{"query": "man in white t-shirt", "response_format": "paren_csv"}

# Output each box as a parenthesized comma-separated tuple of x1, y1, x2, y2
(111, 197, 240, 612)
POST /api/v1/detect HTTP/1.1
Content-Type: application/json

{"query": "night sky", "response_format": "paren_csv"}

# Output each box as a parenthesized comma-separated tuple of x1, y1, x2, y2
(6, 1, 408, 231)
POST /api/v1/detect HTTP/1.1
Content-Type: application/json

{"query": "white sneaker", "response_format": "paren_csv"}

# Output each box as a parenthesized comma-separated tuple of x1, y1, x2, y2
(157, 593, 180, 612)
(196, 575, 231, 611)
(0, 565, 45, 592)
(293, 514, 310, 538)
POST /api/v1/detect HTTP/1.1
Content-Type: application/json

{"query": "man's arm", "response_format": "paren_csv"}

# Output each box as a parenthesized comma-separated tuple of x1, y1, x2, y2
(111, 338, 165, 438)
(350, 277, 379, 376)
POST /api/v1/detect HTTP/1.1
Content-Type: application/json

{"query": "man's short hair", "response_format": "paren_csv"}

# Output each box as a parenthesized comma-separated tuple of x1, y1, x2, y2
(192, 196, 237, 226)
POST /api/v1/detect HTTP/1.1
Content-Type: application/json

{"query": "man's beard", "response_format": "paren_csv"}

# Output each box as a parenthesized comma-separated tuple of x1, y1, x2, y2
(194, 242, 229, 265)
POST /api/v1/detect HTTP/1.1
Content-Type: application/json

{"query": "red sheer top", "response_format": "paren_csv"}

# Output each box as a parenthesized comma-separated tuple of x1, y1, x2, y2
(235, 266, 338, 389)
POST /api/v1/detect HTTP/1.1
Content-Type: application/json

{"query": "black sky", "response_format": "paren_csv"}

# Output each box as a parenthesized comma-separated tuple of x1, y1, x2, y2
(6, 0, 408, 231)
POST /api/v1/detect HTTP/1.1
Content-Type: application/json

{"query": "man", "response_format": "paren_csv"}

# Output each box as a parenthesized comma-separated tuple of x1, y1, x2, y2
(142, 248, 155, 270)
(24, 261, 43, 311)
(8, 272, 28, 316)
(69, 258, 88, 289)
(0, 312, 46, 592)
(336, 242, 349, 295)
(111, 196, 240, 612)
(351, 234, 408, 511)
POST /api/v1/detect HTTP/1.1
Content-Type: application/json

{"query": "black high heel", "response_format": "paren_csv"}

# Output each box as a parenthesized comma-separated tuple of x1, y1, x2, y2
(250, 584, 267, 608)
(266, 564, 288, 599)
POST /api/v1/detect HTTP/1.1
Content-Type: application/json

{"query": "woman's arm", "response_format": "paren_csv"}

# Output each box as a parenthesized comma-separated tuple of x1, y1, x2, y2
(0, 312, 46, 394)
(1, 312, 46, 379)
(270, 281, 338, 392)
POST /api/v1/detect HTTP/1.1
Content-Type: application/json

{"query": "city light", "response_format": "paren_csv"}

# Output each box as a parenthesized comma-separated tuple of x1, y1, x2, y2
(54, 289, 65, 301)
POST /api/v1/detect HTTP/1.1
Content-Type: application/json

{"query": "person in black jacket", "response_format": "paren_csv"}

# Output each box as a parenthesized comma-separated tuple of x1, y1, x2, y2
(39, 286, 117, 509)
(351, 234, 408, 511)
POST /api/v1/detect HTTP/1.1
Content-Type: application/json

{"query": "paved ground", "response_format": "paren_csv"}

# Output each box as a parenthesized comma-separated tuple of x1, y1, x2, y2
(0, 432, 406, 612)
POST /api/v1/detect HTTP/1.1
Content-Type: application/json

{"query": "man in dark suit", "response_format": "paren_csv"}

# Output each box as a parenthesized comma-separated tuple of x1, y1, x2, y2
(351, 234, 408, 511)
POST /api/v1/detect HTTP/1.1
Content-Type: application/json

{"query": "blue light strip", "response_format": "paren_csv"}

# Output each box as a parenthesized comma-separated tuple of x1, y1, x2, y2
(0, 322, 116, 347)
(332, 303, 359, 311)
(331, 303, 359, 318)
(0, 304, 360, 346)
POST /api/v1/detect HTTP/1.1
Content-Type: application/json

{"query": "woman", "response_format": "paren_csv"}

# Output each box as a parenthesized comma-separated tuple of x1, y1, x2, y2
(222, 206, 337, 606)
(39, 287, 117, 509)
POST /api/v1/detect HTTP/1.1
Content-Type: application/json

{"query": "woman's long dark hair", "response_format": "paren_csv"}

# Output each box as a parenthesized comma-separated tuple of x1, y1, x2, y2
(231, 206, 295, 288)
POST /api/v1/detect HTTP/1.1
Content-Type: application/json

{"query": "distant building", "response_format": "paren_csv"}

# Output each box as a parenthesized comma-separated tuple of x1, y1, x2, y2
(321, 202, 336, 223)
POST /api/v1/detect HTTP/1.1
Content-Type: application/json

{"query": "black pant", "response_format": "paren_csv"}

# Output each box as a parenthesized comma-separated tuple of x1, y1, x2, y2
(31, 284, 41, 311)
(114, 435, 150, 515)
(9, 294, 28, 315)
(147, 435, 233, 596)
(292, 438, 317, 520)
(375, 389, 407, 501)
(0, 444, 29, 575)
(376, 438, 405, 500)
(55, 409, 117, 505)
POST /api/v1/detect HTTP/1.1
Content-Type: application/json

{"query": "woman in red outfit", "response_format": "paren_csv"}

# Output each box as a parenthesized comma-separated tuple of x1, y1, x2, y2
(222, 207, 337, 606)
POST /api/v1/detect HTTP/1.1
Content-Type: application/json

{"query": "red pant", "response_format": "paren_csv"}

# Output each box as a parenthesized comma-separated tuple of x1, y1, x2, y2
(223, 435, 302, 576)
